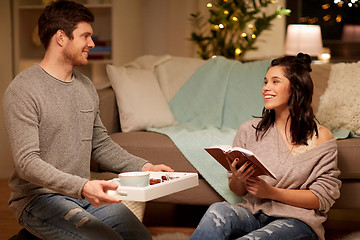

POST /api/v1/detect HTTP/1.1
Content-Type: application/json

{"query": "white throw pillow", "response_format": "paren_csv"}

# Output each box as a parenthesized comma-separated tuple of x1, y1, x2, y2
(154, 56, 206, 102)
(106, 64, 177, 132)
(316, 61, 360, 134)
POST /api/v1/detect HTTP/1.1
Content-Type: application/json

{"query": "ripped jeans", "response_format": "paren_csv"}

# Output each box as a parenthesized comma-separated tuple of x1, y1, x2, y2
(190, 202, 318, 240)
(19, 193, 151, 240)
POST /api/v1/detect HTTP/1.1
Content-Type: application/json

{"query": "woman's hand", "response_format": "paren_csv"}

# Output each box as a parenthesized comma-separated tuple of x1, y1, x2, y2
(246, 176, 274, 199)
(228, 158, 256, 196)
(246, 177, 320, 209)
(230, 158, 256, 180)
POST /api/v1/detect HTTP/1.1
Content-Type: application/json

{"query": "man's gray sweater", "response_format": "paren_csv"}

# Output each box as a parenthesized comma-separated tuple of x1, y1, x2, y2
(3, 65, 147, 220)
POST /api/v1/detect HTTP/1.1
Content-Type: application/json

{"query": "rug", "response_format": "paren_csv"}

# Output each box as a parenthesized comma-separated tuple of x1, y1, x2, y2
(152, 233, 190, 240)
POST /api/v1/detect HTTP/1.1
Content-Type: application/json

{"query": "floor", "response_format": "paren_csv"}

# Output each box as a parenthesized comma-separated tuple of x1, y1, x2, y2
(0, 178, 22, 240)
(1, 178, 359, 240)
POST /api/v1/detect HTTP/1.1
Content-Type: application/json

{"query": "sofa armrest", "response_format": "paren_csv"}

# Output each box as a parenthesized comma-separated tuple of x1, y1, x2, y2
(98, 87, 121, 134)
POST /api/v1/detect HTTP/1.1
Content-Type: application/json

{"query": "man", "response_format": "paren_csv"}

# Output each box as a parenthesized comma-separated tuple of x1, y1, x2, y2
(3, 1, 172, 239)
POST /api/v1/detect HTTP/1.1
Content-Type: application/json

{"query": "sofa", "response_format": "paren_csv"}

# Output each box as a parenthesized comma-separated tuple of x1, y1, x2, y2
(92, 55, 360, 210)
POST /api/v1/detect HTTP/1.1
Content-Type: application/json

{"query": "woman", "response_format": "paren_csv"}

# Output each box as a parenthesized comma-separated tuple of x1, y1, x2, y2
(190, 53, 341, 240)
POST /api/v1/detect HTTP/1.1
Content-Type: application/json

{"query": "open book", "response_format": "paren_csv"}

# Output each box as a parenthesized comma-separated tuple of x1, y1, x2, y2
(204, 145, 276, 179)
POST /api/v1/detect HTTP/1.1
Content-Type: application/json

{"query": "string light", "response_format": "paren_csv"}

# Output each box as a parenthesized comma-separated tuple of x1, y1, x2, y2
(301, 0, 359, 24)
(207, 3, 212, 8)
(219, 23, 225, 29)
(323, 14, 331, 21)
(235, 48, 242, 55)
(241, 33, 247, 37)
(232, 16, 238, 21)
(334, 0, 358, 4)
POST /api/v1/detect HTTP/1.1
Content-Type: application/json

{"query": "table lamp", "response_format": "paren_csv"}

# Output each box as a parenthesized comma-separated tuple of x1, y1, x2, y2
(285, 24, 323, 57)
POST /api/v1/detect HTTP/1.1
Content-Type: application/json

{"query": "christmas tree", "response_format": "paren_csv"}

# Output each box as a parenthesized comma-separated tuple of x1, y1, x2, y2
(190, 0, 290, 60)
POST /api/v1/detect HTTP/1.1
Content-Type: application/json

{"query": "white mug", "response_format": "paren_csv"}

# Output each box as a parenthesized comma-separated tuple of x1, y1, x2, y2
(118, 172, 150, 187)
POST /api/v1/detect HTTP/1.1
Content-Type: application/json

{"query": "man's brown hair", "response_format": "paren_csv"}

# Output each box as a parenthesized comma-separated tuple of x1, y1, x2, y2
(38, 0, 94, 50)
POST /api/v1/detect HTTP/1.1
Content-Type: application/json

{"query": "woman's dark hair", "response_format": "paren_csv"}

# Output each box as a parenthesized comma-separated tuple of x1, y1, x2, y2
(38, 0, 94, 50)
(255, 52, 317, 145)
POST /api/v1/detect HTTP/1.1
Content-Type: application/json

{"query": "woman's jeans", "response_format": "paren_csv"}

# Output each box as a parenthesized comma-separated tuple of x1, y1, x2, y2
(190, 202, 318, 240)
(19, 193, 152, 240)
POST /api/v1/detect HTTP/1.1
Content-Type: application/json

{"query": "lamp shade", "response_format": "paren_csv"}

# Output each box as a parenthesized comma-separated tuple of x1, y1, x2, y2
(285, 24, 323, 56)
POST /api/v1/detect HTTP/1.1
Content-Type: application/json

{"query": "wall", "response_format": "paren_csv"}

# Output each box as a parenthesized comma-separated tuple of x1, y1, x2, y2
(112, 0, 143, 66)
(141, 0, 199, 58)
(0, 0, 14, 179)
(112, 0, 200, 65)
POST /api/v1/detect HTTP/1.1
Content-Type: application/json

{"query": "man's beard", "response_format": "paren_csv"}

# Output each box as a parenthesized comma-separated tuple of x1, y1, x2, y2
(64, 48, 88, 67)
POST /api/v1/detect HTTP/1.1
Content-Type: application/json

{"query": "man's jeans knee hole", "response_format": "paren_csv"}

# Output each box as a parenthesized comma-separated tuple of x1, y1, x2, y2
(74, 217, 89, 228)
(64, 208, 82, 221)
(64, 208, 89, 228)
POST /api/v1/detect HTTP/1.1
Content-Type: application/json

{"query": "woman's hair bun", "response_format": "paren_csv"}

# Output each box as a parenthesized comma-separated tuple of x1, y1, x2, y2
(296, 52, 312, 72)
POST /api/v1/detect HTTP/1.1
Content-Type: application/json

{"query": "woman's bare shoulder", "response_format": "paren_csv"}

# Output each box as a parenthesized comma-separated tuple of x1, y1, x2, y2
(316, 125, 334, 146)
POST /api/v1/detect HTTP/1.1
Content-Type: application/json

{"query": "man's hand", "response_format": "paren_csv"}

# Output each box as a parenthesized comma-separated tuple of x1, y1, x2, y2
(142, 162, 174, 172)
(82, 180, 121, 207)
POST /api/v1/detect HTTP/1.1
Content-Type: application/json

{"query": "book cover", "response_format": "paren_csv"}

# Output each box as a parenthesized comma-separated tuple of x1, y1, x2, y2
(205, 145, 276, 179)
